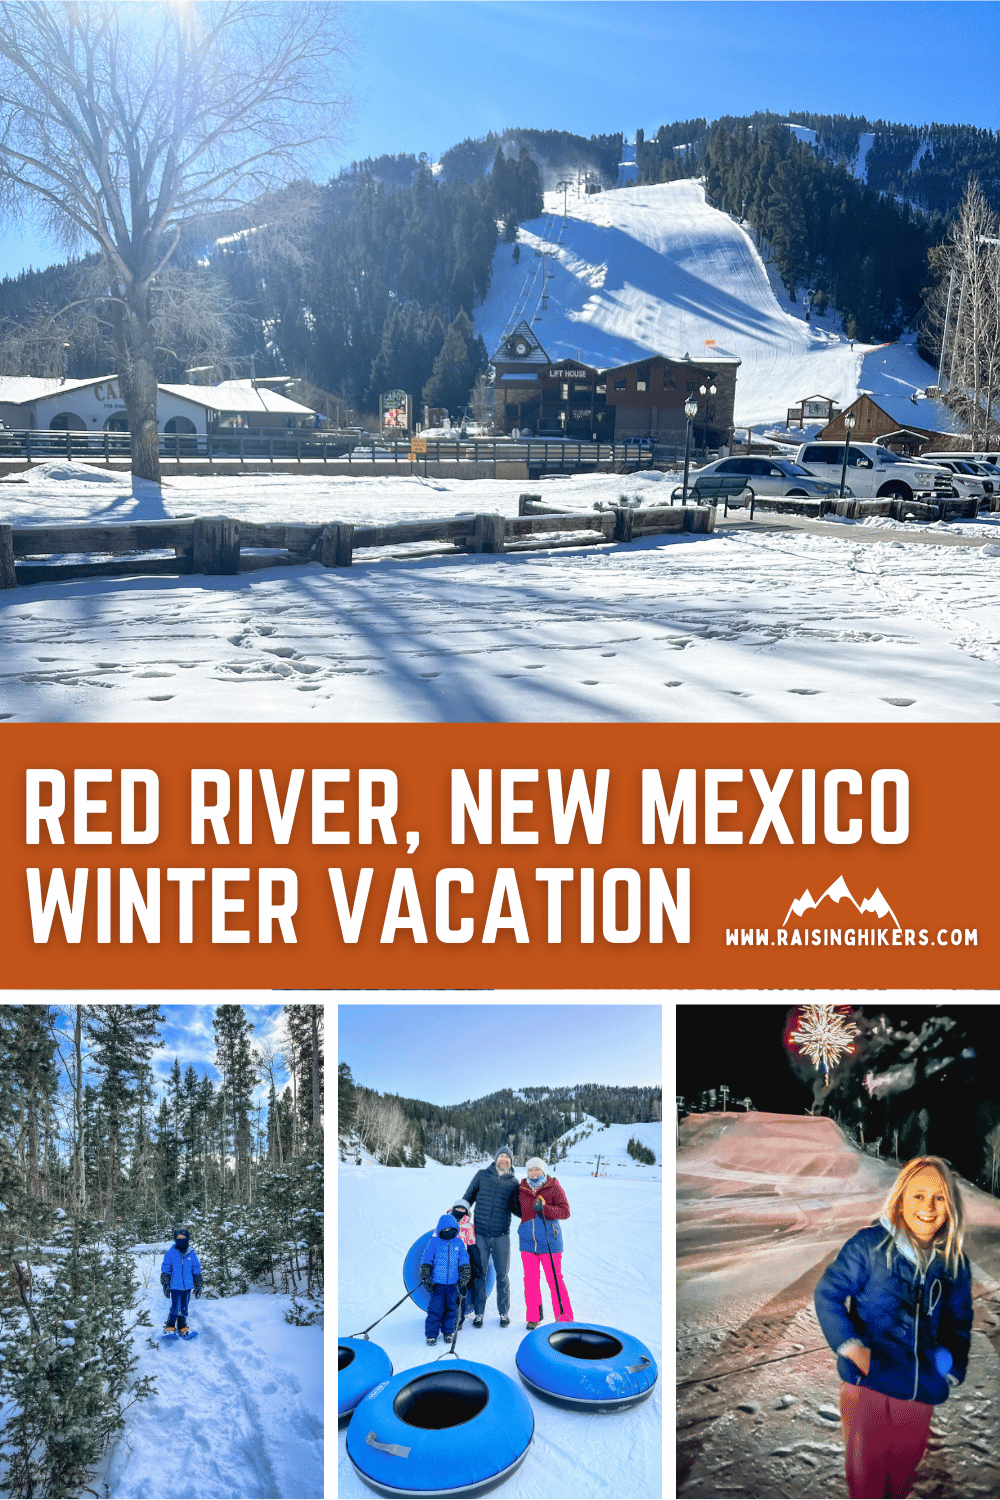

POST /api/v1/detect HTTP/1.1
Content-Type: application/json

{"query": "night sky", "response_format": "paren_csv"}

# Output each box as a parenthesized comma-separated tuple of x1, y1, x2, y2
(676, 1002, 999, 1190)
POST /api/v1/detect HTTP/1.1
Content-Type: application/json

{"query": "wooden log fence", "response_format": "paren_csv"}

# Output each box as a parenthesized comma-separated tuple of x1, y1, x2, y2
(0, 498, 716, 589)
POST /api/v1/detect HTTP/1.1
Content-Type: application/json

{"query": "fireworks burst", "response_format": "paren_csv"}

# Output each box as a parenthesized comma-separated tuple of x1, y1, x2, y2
(789, 1004, 859, 1083)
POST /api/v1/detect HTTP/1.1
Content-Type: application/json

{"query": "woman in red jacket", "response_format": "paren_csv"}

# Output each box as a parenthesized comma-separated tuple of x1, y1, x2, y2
(517, 1157, 574, 1329)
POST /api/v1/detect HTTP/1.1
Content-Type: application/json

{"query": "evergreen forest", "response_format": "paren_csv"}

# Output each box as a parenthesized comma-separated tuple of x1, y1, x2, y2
(0, 1002, 323, 1499)
(339, 1065, 661, 1168)
(3, 115, 1000, 416)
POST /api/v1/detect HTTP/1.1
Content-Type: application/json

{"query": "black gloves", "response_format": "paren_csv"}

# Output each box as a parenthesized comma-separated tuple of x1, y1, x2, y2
(420, 1264, 434, 1293)
(160, 1273, 171, 1298)
(193, 1274, 203, 1299)
(458, 1266, 471, 1292)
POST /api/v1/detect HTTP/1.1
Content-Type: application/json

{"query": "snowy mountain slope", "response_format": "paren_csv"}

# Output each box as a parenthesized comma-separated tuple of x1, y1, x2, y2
(547, 1114, 662, 1179)
(339, 1156, 661, 1499)
(677, 1112, 1000, 1499)
(476, 180, 941, 428)
(87, 1249, 322, 1500)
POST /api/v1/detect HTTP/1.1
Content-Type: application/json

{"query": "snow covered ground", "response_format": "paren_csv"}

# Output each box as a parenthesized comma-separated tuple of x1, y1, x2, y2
(476, 180, 942, 429)
(677, 1111, 1000, 1499)
(4, 461, 1000, 722)
(338, 1119, 662, 1499)
(86, 1248, 323, 1500)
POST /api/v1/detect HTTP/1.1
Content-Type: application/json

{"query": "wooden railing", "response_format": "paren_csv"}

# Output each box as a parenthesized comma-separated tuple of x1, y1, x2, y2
(0, 496, 716, 589)
(0, 429, 692, 469)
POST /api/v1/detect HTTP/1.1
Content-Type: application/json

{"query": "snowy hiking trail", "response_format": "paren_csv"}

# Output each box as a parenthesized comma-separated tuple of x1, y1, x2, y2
(339, 1125, 662, 1500)
(4, 462, 1000, 723)
(677, 1113, 1000, 1499)
(87, 1250, 322, 1499)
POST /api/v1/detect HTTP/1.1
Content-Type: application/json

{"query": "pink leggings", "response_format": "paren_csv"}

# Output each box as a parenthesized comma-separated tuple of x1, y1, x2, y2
(520, 1250, 574, 1322)
(840, 1383, 933, 1499)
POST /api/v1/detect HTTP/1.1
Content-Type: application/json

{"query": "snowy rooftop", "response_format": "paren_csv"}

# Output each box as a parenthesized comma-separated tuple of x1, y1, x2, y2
(0, 374, 116, 405)
(159, 379, 317, 416)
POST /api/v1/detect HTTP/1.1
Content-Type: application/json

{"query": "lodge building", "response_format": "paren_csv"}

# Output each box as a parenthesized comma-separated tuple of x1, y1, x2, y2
(490, 321, 739, 447)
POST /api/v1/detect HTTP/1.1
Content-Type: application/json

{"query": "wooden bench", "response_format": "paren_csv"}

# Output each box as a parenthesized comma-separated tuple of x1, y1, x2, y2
(670, 474, 756, 518)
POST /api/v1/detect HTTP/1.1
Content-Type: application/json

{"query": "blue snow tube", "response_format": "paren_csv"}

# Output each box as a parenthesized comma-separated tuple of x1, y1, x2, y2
(515, 1322, 658, 1413)
(339, 1337, 394, 1427)
(346, 1358, 534, 1499)
(403, 1231, 495, 1316)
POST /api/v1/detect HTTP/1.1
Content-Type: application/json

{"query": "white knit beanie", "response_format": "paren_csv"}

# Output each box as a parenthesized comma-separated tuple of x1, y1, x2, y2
(525, 1157, 547, 1174)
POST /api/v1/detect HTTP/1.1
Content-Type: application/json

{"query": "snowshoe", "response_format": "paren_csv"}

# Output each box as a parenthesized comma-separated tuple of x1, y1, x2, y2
(160, 1327, 179, 1342)
(178, 1328, 199, 1341)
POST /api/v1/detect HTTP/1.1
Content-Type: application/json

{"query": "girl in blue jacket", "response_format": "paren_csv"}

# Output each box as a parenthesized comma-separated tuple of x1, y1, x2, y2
(160, 1227, 203, 1338)
(814, 1155, 973, 1499)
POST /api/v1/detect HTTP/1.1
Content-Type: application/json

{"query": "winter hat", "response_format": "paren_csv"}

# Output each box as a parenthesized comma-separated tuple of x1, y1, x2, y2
(173, 1227, 190, 1248)
(451, 1198, 471, 1217)
(525, 1158, 547, 1176)
(495, 1145, 514, 1169)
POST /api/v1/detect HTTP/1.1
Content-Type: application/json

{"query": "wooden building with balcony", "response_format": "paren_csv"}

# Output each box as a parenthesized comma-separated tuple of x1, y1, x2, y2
(488, 323, 739, 445)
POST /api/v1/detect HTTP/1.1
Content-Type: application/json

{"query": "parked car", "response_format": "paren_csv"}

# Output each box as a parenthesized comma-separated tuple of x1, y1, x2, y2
(697, 455, 851, 499)
(919, 453, 993, 498)
(794, 442, 956, 504)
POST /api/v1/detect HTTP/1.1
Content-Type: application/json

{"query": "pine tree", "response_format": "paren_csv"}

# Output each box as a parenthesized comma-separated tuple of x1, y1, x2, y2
(213, 1006, 258, 1205)
(422, 313, 474, 417)
(86, 1005, 164, 1224)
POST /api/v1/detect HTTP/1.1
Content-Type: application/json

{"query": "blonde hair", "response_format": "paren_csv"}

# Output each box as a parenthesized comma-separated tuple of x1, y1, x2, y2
(878, 1155, 966, 1277)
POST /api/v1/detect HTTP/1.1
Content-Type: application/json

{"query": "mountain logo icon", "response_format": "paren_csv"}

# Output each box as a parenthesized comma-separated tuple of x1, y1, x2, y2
(782, 876, 901, 930)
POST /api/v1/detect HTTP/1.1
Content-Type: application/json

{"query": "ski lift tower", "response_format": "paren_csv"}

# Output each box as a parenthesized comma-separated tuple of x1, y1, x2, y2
(556, 177, 572, 222)
(719, 1084, 730, 1111)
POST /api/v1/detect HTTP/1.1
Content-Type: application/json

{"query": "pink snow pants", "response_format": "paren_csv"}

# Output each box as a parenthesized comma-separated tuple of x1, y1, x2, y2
(521, 1250, 574, 1323)
(840, 1383, 933, 1499)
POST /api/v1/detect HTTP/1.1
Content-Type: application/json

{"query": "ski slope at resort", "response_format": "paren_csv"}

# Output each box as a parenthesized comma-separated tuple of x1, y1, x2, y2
(86, 1248, 323, 1500)
(3, 460, 1000, 723)
(338, 1120, 662, 1500)
(476, 179, 940, 429)
(677, 1112, 1000, 1498)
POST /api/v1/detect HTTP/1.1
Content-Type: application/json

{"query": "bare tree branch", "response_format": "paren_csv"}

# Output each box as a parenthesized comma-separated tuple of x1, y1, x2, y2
(0, 1, 350, 480)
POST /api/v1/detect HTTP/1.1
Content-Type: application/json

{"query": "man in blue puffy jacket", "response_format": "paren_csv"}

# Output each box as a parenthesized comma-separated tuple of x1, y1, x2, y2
(160, 1227, 203, 1338)
(420, 1212, 470, 1345)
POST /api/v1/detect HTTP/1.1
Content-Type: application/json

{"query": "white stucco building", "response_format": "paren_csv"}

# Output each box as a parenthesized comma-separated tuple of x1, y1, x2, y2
(0, 376, 318, 435)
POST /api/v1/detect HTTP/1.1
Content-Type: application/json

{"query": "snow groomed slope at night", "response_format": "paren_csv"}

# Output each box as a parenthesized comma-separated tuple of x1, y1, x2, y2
(677, 1111, 1000, 1498)
(476, 180, 940, 430)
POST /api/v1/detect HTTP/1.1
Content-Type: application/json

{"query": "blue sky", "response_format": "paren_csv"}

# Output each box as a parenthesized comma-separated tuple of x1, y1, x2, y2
(43, 1001, 291, 1107)
(338, 1002, 661, 1106)
(1, 2, 996, 281)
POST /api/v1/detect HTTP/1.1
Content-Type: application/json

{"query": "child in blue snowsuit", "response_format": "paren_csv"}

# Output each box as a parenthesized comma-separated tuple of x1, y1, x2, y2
(160, 1227, 203, 1337)
(420, 1212, 470, 1344)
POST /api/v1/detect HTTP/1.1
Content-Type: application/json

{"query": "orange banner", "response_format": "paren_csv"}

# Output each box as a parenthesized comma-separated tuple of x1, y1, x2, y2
(0, 722, 993, 989)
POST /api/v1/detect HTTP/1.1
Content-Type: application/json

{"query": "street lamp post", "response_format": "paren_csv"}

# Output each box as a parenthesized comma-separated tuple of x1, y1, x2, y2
(839, 410, 857, 498)
(681, 396, 698, 503)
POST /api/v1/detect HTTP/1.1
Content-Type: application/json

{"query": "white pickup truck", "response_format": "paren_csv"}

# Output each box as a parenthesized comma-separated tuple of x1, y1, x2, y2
(795, 441, 957, 505)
